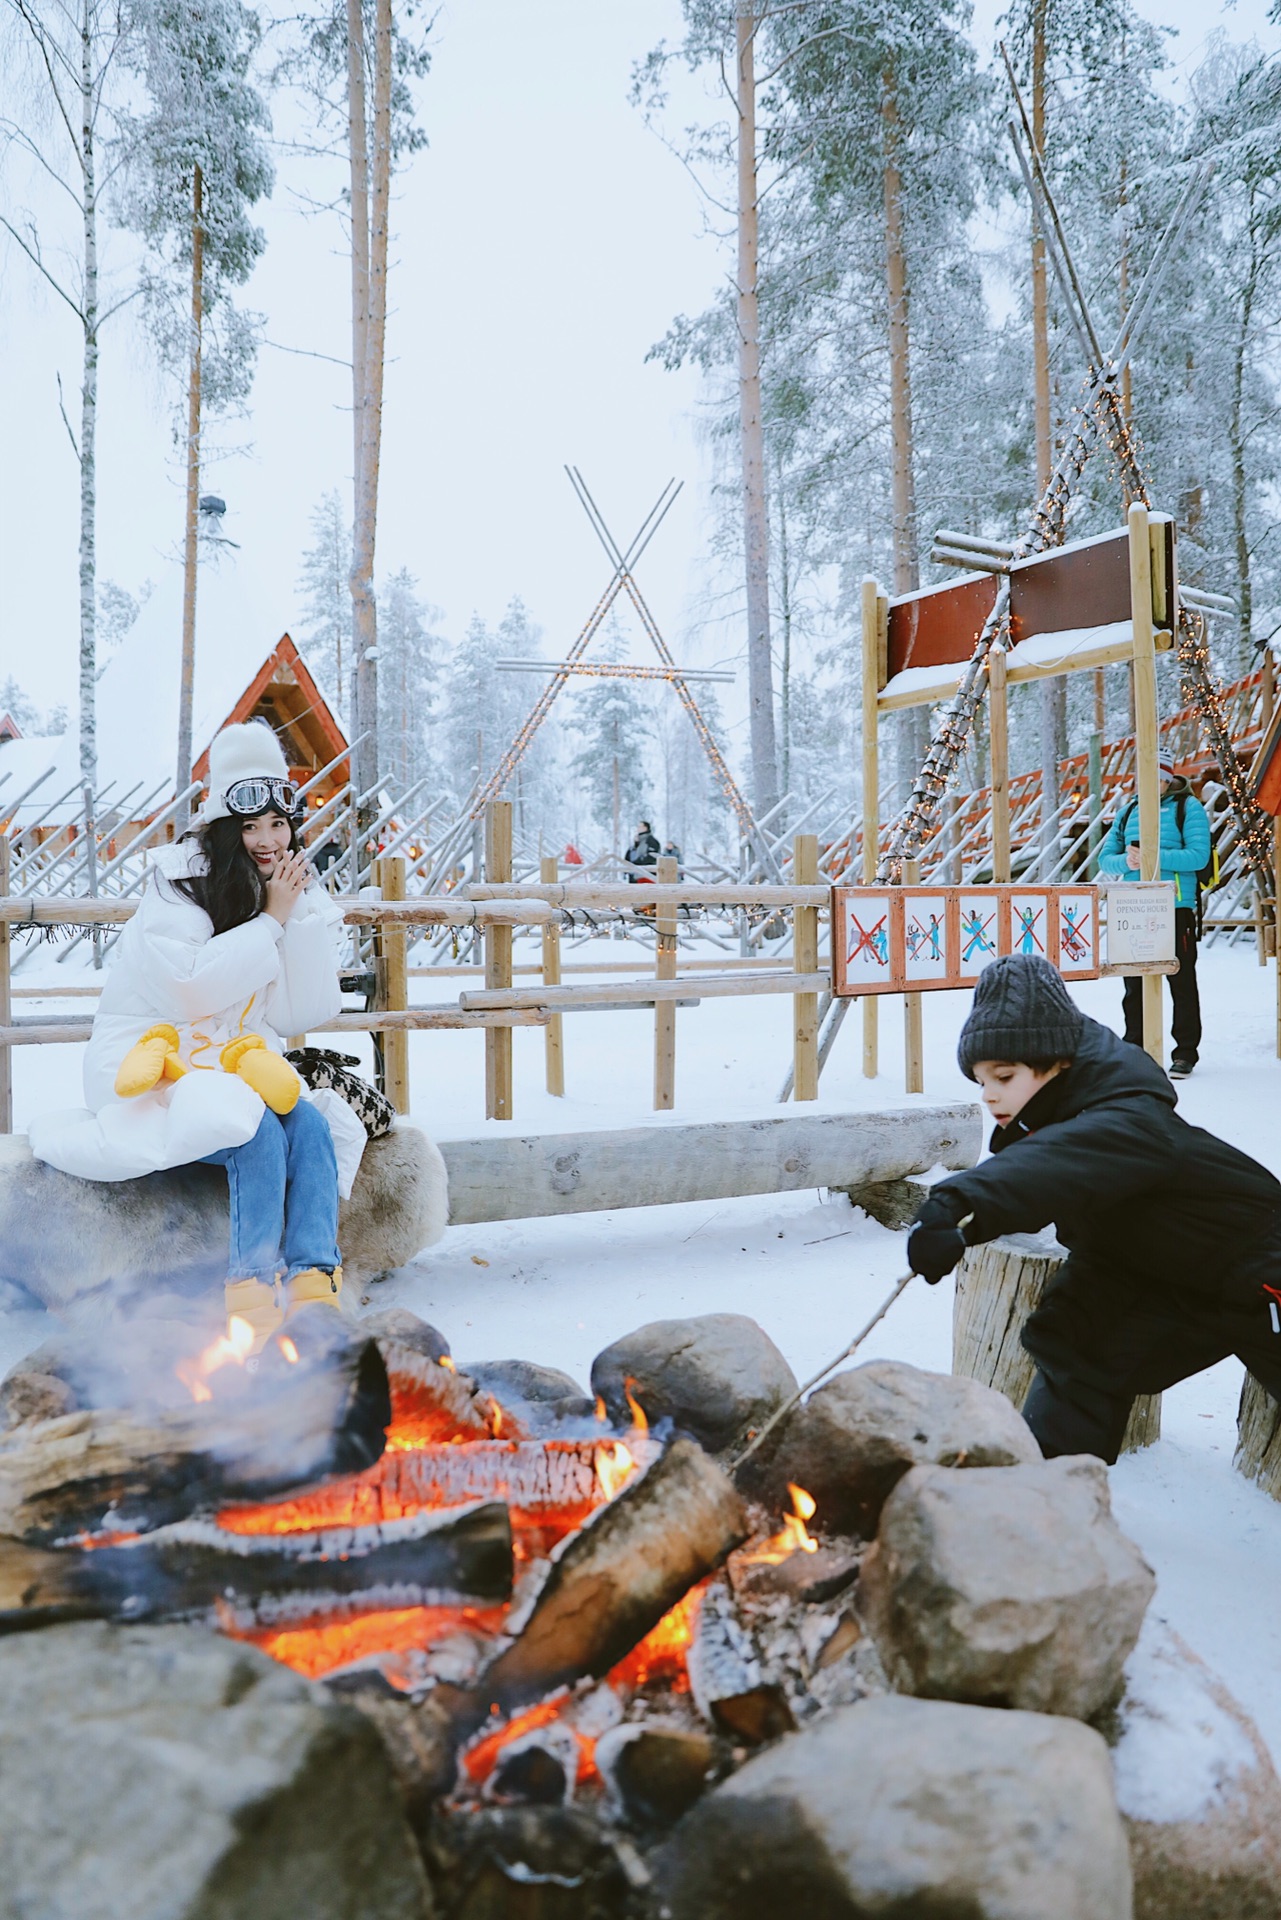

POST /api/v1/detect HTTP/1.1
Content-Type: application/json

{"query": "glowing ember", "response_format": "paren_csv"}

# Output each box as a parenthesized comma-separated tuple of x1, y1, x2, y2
(742, 1484, 820, 1566)
(176, 1315, 255, 1402)
(607, 1580, 706, 1691)
(231, 1602, 507, 1683)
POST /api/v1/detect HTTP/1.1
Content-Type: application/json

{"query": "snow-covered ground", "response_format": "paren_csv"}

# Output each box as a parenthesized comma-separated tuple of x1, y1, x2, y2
(8, 931, 1281, 1760)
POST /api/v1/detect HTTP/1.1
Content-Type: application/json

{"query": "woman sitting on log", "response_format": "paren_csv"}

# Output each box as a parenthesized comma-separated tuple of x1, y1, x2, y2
(906, 954, 1281, 1464)
(30, 722, 365, 1351)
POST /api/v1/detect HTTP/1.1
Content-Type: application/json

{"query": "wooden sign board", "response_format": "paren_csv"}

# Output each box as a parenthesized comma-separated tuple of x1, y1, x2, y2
(1102, 882, 1177, 967)
(833, 886, 1101, 996)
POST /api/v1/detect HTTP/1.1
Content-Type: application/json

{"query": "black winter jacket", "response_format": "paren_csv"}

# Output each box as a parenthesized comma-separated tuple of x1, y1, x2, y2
(920, 1018, 1281, 1302)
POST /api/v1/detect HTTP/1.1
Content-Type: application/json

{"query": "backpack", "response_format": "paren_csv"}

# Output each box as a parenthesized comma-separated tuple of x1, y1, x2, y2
(1114, 792, 1221, 904)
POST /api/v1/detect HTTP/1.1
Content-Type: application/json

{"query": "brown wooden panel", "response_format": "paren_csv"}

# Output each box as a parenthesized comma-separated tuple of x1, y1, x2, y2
(886, 575, 998, 679)
(1009, 530, 1130, 642)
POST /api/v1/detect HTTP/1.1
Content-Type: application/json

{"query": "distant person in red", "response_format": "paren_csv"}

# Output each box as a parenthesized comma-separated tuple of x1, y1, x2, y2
(562, 843, 583, 867)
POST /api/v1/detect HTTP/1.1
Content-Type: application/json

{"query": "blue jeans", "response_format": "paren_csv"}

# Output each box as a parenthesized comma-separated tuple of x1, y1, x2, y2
(201, 1103, 341, 1280)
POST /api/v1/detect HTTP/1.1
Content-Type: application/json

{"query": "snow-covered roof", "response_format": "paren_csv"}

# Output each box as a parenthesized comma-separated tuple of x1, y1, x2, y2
(877, 619, 1157, 711)
(0, 550, 295, 830)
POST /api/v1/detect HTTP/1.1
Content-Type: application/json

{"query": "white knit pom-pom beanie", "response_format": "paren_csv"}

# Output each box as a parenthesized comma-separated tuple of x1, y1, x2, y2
(200, 721, 291, 823)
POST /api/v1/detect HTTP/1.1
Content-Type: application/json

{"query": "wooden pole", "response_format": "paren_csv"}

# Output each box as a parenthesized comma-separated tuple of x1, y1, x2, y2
(792, 834, 819, 1101)
(861, 577, 881, 1078)
(903, 857, 924, 1094)
(484, 800, 513, 1120)
(1128, 502, 1163, 1066)
(989, 645, 1011, 885)
(540, 854, 564, 1095)
(0, 836, 10, 1133)
(654, 853, 679, 1110)
(373, 853, 409, 1114)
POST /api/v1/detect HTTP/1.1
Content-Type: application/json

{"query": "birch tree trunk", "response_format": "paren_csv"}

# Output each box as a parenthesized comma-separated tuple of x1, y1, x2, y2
(1029, 4, 1064, 860)
(78, 0, 99, 798)
(346, 0, 374, 804)
(735, 1, 780, 825)
(882, 67, 926, 799)
(1229, 206, 1258, 671)
(176, 163, 204, 823)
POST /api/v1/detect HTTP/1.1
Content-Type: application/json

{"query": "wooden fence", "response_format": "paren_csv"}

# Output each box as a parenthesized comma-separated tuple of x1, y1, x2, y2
(0, 805, 832, 1129)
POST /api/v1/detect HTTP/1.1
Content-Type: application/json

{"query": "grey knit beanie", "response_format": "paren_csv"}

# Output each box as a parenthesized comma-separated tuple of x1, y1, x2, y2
(957, 954, 1085, 1081)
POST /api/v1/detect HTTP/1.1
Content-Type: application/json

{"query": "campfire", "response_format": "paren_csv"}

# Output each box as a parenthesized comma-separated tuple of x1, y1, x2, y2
(0, 1306, 879, 1887)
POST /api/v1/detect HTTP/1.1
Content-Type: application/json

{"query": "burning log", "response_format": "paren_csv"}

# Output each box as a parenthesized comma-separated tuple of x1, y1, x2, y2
(476, 1438, 748, 1716)
(217, 1439, 614, 1537)
(0, 1499, 512, 1629)
(383, 1344, 524, 1447)
(0, 1330, 391, 1545)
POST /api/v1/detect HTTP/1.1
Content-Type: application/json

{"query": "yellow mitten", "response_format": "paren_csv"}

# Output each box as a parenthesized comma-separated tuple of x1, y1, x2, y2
(220, 1034, 302, 1115)
(115, 1024, 186, 1098)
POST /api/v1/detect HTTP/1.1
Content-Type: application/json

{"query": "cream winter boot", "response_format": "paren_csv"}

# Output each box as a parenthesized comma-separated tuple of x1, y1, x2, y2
(224, 1277, 284, 1355)
(284, 1267, 344, 1317)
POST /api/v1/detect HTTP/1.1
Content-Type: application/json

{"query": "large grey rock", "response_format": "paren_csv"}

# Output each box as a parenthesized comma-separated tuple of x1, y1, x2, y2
(860, 1456, 1154, 1719)
(0, 1125, 448, 1316)
(0, 1620, 432, 1920)
(764, 1359, 1040, 1534)
(651, 1692, 1133, 1919)
(591, 1313, 796, 1453)
(1110, 1617, 1281, 1918)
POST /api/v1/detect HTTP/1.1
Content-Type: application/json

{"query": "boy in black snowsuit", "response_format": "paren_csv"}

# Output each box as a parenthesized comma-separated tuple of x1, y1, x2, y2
(907, 954, 1281, 1464)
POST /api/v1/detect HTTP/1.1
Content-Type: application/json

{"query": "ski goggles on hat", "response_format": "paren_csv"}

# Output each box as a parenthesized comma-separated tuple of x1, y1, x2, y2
(223, 777, 302, 818)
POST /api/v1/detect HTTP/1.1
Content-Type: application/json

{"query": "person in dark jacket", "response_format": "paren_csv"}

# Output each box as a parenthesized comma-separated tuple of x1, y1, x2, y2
(1096, 750, 1211, 1077)
(907, 954, 1281, 1463)
(625, 820, 660, 882)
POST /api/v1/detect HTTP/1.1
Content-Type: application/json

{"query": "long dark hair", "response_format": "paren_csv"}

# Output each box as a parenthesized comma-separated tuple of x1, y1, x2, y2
(174, 812, 301, 936)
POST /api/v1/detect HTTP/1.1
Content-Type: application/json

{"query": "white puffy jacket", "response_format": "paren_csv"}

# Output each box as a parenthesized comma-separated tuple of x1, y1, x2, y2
(29, 843, 366, 1194)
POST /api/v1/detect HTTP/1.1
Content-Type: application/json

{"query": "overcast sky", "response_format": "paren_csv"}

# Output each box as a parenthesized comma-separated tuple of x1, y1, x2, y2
(0, 0, 1277, 723)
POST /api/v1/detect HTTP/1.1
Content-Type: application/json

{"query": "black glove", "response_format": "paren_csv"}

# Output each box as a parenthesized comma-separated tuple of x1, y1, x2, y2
(907, 1191, 973, 1285)
(907, 1221, 967, 1285)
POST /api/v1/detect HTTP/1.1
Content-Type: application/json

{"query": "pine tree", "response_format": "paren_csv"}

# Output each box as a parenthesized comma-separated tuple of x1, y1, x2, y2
(378, 566, 444, 791)
(116, 0, 273, 816)
(569, 668, 654, 847)
(296, 490, 353, 717)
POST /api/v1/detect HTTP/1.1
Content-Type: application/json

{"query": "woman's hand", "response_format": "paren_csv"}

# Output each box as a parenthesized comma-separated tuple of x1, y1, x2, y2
(264, 849, 313, 925)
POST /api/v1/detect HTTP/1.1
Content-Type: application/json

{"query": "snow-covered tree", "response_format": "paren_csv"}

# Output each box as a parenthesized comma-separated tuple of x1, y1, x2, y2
(0, 0, 139, 793)
(116, 0, 273, 813)
(568, 666, 654, 848)
(378, 566, 444, 792)
(296, 489, 353, 717)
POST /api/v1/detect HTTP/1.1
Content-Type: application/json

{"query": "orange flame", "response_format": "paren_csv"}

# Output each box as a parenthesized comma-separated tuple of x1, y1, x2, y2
(607, 1580, 706, 1690)
(594, 1440, 636, 1502)
(488, 1399, 503, 1439)
(176, 1315, 255, 1402)
(439, 1355, 457, 1373)
(593, 1395, 607, 1422)
(277, 1336, 299, 1365)
(742, 1484, 820, 1565)
(623, 1378, 649, 1435)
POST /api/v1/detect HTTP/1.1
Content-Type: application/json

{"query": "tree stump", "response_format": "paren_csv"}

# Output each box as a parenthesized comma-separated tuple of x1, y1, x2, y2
(953, 1237, 1160, 1455)
(1234, 1373, 1281, 1498)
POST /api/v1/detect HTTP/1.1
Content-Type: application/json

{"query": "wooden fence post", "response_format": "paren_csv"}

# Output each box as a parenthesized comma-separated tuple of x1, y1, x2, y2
(484, 801, 514, 1120)
(903, 857, 924, 1094)
(989, 646, 1011, 885)
(792, 834, 819, 1101)
(0, 837, 11, 1133)
(653, 854, 679, 1109)
(373, 854, 410, 1114)
(540, 854, 564, 1095)
(860, 576, 882, 1078)
(1129, 501, 1164, 1068)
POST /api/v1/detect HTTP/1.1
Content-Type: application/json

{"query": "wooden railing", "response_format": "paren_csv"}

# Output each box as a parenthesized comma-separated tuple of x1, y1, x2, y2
(0, 804, 832, 1128)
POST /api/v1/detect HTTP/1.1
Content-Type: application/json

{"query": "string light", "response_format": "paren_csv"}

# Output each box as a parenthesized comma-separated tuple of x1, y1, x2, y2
(878, 368, 1273, 882)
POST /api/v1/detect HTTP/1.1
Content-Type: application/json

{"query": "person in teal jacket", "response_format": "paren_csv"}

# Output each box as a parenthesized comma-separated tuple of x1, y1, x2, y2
(1096, 750, 1211, 1077)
